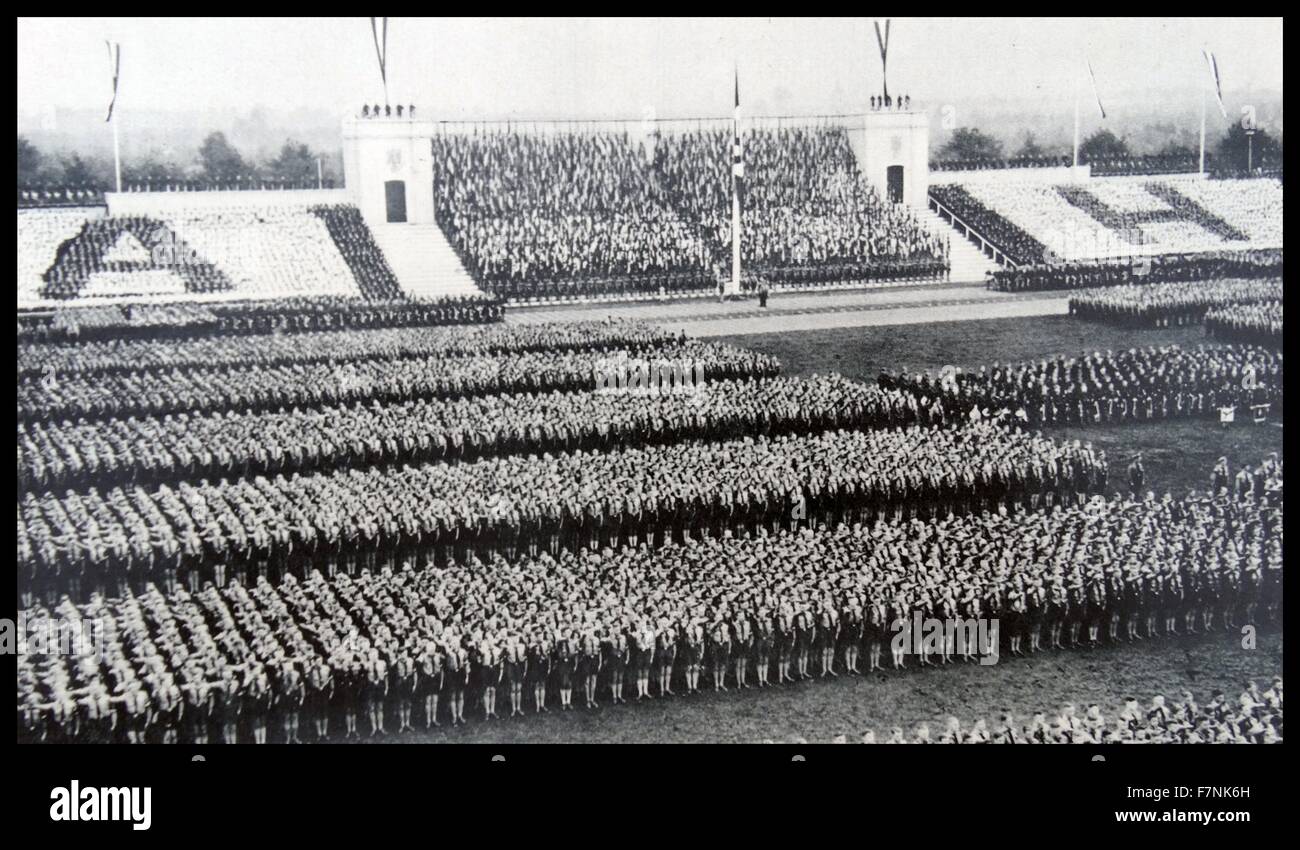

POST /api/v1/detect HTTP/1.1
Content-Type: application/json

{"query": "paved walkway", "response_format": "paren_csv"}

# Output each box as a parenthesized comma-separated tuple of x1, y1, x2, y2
(507, 282, 1070, 337)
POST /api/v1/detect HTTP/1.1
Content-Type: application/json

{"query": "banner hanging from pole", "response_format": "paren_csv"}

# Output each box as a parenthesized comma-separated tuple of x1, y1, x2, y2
(370, 17, 389, 104)
(1085, 59, 1106, 119)
(1202, 50, 1228, 119)
(105, 41, 121, 122)
(873, 19, 890, 102)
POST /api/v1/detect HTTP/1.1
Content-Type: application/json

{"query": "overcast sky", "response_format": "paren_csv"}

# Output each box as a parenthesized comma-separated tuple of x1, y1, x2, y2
(17, 17, 1283, 121)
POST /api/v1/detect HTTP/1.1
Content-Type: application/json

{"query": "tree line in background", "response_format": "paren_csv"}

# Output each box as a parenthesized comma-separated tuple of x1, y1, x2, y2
(16, 122, 1282, 190)
(935, 124, 1281, 170)
(17, 132, 341, 189)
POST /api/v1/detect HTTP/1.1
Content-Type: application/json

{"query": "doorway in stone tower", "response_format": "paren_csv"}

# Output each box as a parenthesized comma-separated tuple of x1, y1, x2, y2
(384, 180, 408, 222)
(886, 165, 904, 204)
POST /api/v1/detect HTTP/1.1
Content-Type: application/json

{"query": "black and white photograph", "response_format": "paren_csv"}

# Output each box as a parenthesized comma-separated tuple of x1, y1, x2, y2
(12, 14, 1285, 827)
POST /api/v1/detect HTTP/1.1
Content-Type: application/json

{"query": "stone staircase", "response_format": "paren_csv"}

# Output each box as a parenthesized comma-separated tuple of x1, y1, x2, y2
(369, 223, 482, 299)
(916, 207, 1003, 283)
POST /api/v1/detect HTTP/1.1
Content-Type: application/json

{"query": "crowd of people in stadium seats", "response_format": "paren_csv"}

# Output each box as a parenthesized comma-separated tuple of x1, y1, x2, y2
(38, 215, 230, 301)
(160, 206, 359, 300)
(308, 205, 403, 299)
(930, 153, 1203, 176)
(1171, 178, 1285, 247)
(433, 131, 715, 300)
(18, 421, 1102, 603)
(942, 179, 1282, 270)
(18, 376, 953, 494)
(16, 454, 1280, 741)
(1205, 301, 1283, 348)
(18, 185, 106, 208)
(1086, 153, 1203, 177)
(18, 208, 105, 305)
(933, 155, 1074, 172)
(29, 204, 410, 306)
(120, 178, 337, 192)
(431, 126, 948, 300)
(656, 127, 947, 282)
(17, 341, 777, 422)
(1068, 279, 1282, 327)
(929, 183, 1046, 264)
(988, 249, 1283, 292)
(17, 319, 671, 378)
(883, 344, 1282, 427)
(811, 680, 1282, 744)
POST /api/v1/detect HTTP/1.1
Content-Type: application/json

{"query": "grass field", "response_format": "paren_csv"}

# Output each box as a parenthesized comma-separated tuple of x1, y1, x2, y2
(717, 315, 1228, 385)
(718, 315, 1284, 497)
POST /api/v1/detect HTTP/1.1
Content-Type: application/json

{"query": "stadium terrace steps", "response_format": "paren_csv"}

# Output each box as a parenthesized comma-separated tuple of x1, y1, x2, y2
(916, 208, 1002, 283)
(370, 223, 483, 299)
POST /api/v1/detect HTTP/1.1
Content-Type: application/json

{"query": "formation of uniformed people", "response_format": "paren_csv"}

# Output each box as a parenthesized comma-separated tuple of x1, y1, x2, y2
(17, 319, 676, 379)
(988, 249, 1283, 293)
(17, 341, 779, 422)
(1068, 280, 1282, 328)
(16, 455, 1281, 743)
(17, 294, 507, 346)
(1205, 301, 1283, 348)
(808, 679, 1283, 744)
(882, 344, 1283, 427)
(18, 375, 951, 493)
(18, 420, 1105, 605)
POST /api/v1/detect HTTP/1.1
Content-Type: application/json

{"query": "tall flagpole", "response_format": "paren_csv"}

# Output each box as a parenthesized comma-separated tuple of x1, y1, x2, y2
(1072, 73, 1081, 169)
(105, 41, 122, 192)
(730, 69, 742, 298)
(112, 116, 122, 192)
(1198, 64, 1207, 176)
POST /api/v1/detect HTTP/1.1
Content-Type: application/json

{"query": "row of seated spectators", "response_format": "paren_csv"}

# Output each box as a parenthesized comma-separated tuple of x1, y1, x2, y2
(931, 154, 1203, 176)
(1210, 166, 1283, 181)
(39, 215, 232, 301)
(433, 127, 948, 301)
(434, 131, 715, 299)
(120, 178, 337, 192)
(18, 207, 104, 305)
(930, 184, 1046, 265)
(656, 127, 946, 275)
(988, 249, 1282, 293)
(937, 179, 1282, 265)
(1167, 179, 1284, 247)
(18, 185, 106, 208)
(933, 155, 1074, 172)
(307, 205, 402, 300)
(16, 295, 505, 344)
(22, 203, 401, 306)
(1068, 279, 1283, 328)
(1087, 154, 1202, 176)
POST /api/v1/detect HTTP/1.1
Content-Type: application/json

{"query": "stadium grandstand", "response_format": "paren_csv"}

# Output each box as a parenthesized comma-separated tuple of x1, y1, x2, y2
(14, 16, 1282, 753)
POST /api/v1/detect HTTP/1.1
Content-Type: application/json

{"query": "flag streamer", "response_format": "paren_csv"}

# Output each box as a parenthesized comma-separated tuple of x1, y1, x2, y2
(1086, 60, 1106, 120)
(873, 19, 891, 101)
(1203, 50, 1228, 119)
(370, 17, 389, 103)
(105, 41, 121, 122)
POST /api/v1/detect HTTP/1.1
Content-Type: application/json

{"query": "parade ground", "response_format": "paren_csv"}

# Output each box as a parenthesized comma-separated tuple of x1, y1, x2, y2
(368, 304, 1283, 745)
